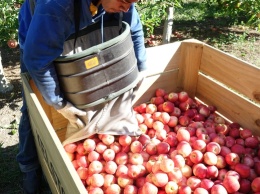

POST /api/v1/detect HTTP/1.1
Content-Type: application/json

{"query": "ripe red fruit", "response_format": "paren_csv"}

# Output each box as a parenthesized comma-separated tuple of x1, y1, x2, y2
(155, 88, 167, 97)
(240, 128, 252, 139)
(251, 177, 260, 192)
(234, 163, 250, 179)
(178, 115, 190, 126)
(162, 101, 175, 113)
(167, 92, 179, 102)
(178, 91, 189, 102)
(223, 175, 240, 193)
(245, 136, 259, 148)
(7, 39, 18, 48)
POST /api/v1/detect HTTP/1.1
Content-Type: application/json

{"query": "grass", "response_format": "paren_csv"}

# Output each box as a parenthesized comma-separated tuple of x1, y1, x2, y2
(0, 140, 22, 193)
(152, 0, 260, 67)
(1, 1, 259, 193)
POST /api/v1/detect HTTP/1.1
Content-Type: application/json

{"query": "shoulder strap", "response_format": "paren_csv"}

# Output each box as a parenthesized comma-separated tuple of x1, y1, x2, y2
(29, 0, 81, 54)
(29, 0, 36, 15)
(73, 0, 81, 54)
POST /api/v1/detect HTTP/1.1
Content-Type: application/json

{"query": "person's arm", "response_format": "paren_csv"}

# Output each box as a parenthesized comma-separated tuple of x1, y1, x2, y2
(23, 1, 74, 109)
(22, 1, 87, 127)
(121, 4, 147, 72)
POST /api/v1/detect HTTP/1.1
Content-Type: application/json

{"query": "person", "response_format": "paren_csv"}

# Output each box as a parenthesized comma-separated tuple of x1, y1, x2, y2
(17, 0, 147, 193)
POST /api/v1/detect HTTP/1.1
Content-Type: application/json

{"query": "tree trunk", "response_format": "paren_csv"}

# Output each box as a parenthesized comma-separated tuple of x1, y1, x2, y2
(162, 7, 174, 44)
(0, 51, 13, 93)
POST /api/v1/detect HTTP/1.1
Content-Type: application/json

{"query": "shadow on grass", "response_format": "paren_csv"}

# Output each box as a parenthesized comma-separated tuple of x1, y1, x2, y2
(154, 1, 260, 45)
(0, 143, 23, 193)
(0, 143, 52, 194)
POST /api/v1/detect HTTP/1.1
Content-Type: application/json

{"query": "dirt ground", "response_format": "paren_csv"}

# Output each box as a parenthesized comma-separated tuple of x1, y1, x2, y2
(0, 23, 260, 193)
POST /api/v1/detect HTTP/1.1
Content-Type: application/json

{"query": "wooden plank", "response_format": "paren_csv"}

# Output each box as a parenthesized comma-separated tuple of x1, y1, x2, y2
(29, 79, 69, 130)
(30, 118, 59, 194)
(133, 41, 183, 106)
(21, 74, 87, 194)
(177, 39, 204, 97)
(133, 70, 179, 106)
(196, 73, 260, 135)
(200, 44, 260, 104)
(144, 41, 182, 76)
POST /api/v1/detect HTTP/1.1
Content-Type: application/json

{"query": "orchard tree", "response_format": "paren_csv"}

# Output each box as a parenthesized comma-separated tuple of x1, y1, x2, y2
(0, 0, 23, 93)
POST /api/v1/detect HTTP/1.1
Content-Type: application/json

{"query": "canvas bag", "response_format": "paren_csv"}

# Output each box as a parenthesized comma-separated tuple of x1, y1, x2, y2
(54, 17, 142, 146)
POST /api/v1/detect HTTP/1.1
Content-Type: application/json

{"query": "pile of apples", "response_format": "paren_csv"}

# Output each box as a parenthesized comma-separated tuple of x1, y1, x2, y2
(64, 88, 260, 194)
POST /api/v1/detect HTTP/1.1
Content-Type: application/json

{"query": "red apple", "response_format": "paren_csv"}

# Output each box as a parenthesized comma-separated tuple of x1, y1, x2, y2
(234, 163, 250, 179)
(179, 115, 191, 126)
(178, 185, 192, 194)
(172, 154, 185, 168)
(155, 88, 167, 97)
(194, 187, 209, 194)
(203, 152, 218, 166)
(128, 152, 144, 165)
(178, 91, 189, 102)
(119, 135, 132, 147)
(7, 39, 18, 48)
(190, 150, 203, 164)
(90, 173, 104, 187)
(105, 184, 121, 194)
(251, 177, 260, 192)
(225, 152, 240, 166)
(192, 139, 206, 152)
(193, 163, 207, 179)
(162, 101, 175, 113)
(165, 181, 179, 193)
(64, 143, 77, 153)
(200, 178, 214, 191)
(211, 184, 228, 194)
(115, 152, 128, 165)
(103, 148, 115, 162)
(177, 128, 190, 142)
(223, 175, 240, 193)
(186, 176, 201, 190)
(245, 136, 259, 148)
(146, 103, 158, 114)
(216, 155, 227, 169)
(181, 164, 192, 178)
(141, 182, 158, 193)
(240, 128, 252, 139)
(76, 167, 88, 180)
(206, 142, 221, 155)
(168, 92, 179, 103)
(207, 165, 219, 179)
(177, 141, 192, 157)
(117, 174, 134, 188)
(152, 171, 168, 187)
(101, 134, 115, 145)
(124, 185, 138, 194)
(239, 178, 251, 193)
(127, 164, 141, 179)
(157, 142, 170, 154)
(104, 160, 117, 174)
(88, 160, 103, 174)
(95, 142, 108, 154)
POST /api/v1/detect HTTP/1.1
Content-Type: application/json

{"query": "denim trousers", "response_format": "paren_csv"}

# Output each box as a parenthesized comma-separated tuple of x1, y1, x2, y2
(16, 49, 40, 173)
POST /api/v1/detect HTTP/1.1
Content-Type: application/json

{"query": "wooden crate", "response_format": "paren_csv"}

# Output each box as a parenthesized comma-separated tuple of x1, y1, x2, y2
(21, 39, 260, 193)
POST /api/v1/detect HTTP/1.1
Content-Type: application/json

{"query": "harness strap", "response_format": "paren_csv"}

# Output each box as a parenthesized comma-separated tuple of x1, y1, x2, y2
(73, 0, 81, 54)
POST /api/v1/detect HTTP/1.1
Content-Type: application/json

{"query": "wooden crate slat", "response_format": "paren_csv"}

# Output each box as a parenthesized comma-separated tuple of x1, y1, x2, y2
(22, 74, 87, 194)
(196, 73, 260, 135)
(201, 44, 260, 104)
(177, 40, 203, 97)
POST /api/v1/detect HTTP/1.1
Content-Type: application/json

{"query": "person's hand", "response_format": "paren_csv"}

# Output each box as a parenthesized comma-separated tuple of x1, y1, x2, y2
(57, 102, 87, 128)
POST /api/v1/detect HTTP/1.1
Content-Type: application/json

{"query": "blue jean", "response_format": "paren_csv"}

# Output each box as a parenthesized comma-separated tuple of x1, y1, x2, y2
(16, 49, 40, 173)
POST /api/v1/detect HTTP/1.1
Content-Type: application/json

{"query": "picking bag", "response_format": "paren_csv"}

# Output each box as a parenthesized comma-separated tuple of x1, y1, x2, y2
(54, 19, 142, 145)
(54, 20, 139, 109)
